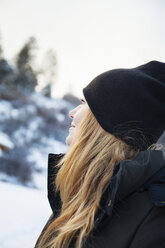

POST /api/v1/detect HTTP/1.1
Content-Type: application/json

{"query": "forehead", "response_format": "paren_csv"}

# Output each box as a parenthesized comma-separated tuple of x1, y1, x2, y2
(80, 93, 86, 101)
(80, 93, 85, 99)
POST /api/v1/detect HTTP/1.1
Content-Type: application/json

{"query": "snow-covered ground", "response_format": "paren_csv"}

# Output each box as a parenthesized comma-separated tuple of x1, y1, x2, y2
(0, 138, 67, 248)
(0, 131, 14, 149)
(0, 136, 67, 247)
(0, 175, 51, 248)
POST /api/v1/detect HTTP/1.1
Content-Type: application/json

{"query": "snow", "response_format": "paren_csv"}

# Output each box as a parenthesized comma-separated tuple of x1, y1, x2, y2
(11, 108, 19, 118)
(0, 131, 14, 149)
(0, 138, 66, 247)
(0, 178, 51, 248)
(0, 100, 12, 120)
(0, 173, 23, 185)
(0, 89, 74, 247)
(27, 139, 67, 170)
(13, 117, 43, 146)
(30, 92, 68, 110)
(41, 137, 67, 154)
(13, 126, 33, 146)
(24, 104, 37, 115)
(27, 148, 47, 171)
(56, 113, 65, 122)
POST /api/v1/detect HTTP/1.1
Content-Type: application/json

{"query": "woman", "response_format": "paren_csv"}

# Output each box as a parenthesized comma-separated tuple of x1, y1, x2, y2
(35, 61, 165, 248)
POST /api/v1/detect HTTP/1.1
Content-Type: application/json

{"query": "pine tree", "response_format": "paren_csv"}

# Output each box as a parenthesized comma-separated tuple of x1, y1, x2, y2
(0, 33, 3, 60)
(41, 49, 57, 97)
(15, 37, 38, 93)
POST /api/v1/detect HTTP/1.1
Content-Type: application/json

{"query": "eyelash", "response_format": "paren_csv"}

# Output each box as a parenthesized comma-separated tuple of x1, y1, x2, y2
(80, 99, 85, 104)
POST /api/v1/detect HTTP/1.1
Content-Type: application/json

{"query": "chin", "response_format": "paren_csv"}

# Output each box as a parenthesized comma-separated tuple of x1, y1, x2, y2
(65, 135, 73, 146)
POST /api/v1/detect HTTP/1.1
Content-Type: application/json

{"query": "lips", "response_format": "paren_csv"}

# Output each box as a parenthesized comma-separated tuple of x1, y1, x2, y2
(71, 123, 75, 128)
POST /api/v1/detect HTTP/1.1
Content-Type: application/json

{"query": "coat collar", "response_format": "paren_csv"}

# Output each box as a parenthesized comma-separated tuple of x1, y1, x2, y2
(47, 150, 165, 216)
(101, 150, 165, 216)
(47, 153, 64, 215)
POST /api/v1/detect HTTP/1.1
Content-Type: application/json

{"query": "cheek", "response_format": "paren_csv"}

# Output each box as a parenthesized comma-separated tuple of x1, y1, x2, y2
(75, 109, 87, 126)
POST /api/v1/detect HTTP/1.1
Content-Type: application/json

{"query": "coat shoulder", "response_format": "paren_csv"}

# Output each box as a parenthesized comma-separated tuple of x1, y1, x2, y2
(85, 190, 165, 248)
(129, 204, 165, 248)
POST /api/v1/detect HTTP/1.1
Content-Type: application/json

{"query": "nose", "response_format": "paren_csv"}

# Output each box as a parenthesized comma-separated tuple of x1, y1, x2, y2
(69, 105, 80, 119)
(69, 107, 76, 119)
(69, 110, 74, 119)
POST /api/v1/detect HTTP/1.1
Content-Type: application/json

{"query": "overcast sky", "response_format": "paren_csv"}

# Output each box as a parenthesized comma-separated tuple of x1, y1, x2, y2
(0, 0, 164, 98)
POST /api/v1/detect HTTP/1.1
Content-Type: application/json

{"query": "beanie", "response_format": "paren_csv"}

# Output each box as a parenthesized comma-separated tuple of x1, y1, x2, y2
(83, 61, 165, 150)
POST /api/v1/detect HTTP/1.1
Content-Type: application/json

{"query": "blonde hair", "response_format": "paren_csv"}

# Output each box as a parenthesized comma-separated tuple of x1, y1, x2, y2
(38, 108, 162, 248)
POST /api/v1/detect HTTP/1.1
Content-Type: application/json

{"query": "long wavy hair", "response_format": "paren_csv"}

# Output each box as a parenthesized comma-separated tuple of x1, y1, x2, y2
(38, 107, 162, 248)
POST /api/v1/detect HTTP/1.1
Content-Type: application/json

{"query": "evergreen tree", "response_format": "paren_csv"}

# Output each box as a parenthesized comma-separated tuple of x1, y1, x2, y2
(41, 84, 51, 98)
(44, 49, 57, 84)
(41, 49, 57, 97)
(15, 37, 38, 93)
(0, 33, 3, 60)
(0, 44, 3, 60)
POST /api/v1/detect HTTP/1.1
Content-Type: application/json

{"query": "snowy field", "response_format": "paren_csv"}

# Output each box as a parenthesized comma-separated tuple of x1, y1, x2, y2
(0, 134, 67, 248)
(0, 141, 66, 248)
(0, 175, 52, 248)
(0, 139, 67, 248)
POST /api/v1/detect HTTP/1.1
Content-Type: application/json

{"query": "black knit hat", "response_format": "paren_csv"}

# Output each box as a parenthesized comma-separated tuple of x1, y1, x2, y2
(83, 61, 165, 150)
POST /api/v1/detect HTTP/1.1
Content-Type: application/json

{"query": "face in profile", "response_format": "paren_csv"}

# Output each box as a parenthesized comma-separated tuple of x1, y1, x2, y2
(65, 98, 89, 146)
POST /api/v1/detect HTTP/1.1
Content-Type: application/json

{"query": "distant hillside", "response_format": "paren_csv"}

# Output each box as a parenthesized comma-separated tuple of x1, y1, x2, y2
(0, 59, 80, 187)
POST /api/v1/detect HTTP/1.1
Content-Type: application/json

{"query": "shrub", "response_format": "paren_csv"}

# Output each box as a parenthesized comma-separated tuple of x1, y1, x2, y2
(0, 147, 34, 185)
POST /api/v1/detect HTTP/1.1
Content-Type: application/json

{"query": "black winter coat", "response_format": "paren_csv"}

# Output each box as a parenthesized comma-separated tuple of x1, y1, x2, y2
(35, 150, 165, 248)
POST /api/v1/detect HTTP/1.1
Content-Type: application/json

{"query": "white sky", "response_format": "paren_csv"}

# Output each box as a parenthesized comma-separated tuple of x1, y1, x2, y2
(0, 0, 164, 98)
